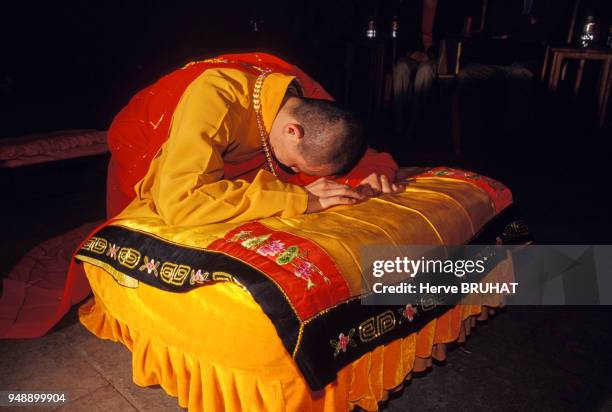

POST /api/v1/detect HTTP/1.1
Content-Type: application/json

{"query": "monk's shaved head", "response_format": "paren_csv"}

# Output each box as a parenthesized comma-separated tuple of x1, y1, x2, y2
(291, 98, 366, 176)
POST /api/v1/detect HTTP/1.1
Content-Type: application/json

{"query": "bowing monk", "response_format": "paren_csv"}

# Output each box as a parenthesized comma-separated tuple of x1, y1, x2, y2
(0, 53, 403, 339)
(107, 52, 401, 226)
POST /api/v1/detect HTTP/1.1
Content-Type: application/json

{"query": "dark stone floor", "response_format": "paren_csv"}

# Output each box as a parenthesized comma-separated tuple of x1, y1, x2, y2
(0, 309, 183, 411)
(385, 307, 612, 412)
(1, 305, 611, 411)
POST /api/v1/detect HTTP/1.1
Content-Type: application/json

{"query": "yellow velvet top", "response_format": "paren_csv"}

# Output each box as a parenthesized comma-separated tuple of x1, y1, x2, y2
(117, 68, 309, 226)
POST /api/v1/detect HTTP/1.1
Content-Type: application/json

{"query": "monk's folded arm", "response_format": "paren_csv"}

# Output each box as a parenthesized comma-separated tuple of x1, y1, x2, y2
(147, 70, 308, 226)
(155, 168, 308, 226)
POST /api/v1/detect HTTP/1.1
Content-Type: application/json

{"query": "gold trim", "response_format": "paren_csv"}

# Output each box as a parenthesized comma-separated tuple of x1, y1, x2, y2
(302, 295, 363, 326)
(292, 323, 305, 358)
(252, 69, 277, 176)
(76, 254, 139, 288)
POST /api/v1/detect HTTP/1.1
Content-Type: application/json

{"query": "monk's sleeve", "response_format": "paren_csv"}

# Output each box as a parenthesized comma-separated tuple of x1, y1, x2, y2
(149, 72, 308, 226)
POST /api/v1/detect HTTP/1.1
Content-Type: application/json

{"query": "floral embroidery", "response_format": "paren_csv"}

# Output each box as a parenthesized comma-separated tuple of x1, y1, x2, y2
(330, 329, 356, 358)
(241, 234, 271, 250)
(276, 245, 300, 265)
(139, 256, 160, 277)
(256, 240, 285, 257)
(398, 304, 417, 323)
(106, 243, 119, 260)
(231, 230, 252, 242)
(189, 269, 210, 285)
(434, 168, 451, 176)
(230, 232, 330, 290)
(294, 261, 317, 289)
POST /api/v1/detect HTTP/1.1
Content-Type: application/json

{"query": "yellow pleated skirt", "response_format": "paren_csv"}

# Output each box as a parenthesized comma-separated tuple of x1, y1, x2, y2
(80, 256, 511, 412)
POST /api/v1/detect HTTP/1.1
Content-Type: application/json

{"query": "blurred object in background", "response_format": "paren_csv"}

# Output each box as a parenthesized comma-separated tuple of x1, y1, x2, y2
(455, 0, 578, 153)
(249, 17, 263, 33)
(579, 15, 598, 47)
(391, 0, 460, 138)
(367, 18, 377, 39)
(540, 0, 612, 129)
(567, 0, 611, 46)
(391, 15, 399, 39)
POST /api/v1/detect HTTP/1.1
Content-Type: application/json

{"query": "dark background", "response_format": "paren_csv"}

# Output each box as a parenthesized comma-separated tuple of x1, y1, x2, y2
(0, 0, 372, 138)
(1, 0, 609, 137)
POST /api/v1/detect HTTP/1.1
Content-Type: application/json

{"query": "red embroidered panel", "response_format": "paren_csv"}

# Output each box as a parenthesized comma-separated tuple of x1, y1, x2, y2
(208, 222, 352, 321)
(415, 167, 513, 213)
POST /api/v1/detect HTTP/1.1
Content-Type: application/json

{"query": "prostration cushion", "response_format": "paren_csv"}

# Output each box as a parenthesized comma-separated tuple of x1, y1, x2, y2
(77, 169, 523, 411)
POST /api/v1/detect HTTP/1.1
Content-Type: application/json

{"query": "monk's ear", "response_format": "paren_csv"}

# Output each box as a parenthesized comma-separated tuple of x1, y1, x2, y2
(286, 123, 304, 140)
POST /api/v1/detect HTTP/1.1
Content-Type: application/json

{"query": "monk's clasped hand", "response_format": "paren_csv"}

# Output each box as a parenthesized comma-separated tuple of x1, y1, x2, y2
(304, 178, 366, 213)
(357, 173, 405, 196)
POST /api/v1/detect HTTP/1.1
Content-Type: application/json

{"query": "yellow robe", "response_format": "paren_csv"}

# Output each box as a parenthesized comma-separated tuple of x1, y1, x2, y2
(118, 68, 308, 226)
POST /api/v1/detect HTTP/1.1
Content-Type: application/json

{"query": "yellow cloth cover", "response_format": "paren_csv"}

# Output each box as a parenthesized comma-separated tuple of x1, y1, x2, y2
(79, 177, 513, 411)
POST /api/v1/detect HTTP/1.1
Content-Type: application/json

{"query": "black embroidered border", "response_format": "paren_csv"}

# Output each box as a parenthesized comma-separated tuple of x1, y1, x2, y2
(75, 204, 531, 391)
(294, 204, 532, 389)
(75, 226, 302, 357)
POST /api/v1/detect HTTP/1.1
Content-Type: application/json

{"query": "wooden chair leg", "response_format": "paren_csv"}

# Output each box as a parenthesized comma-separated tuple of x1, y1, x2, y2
(561, 60, 569, 81)
(574, 59, 586, 97)
(550, 55, 564, 92)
